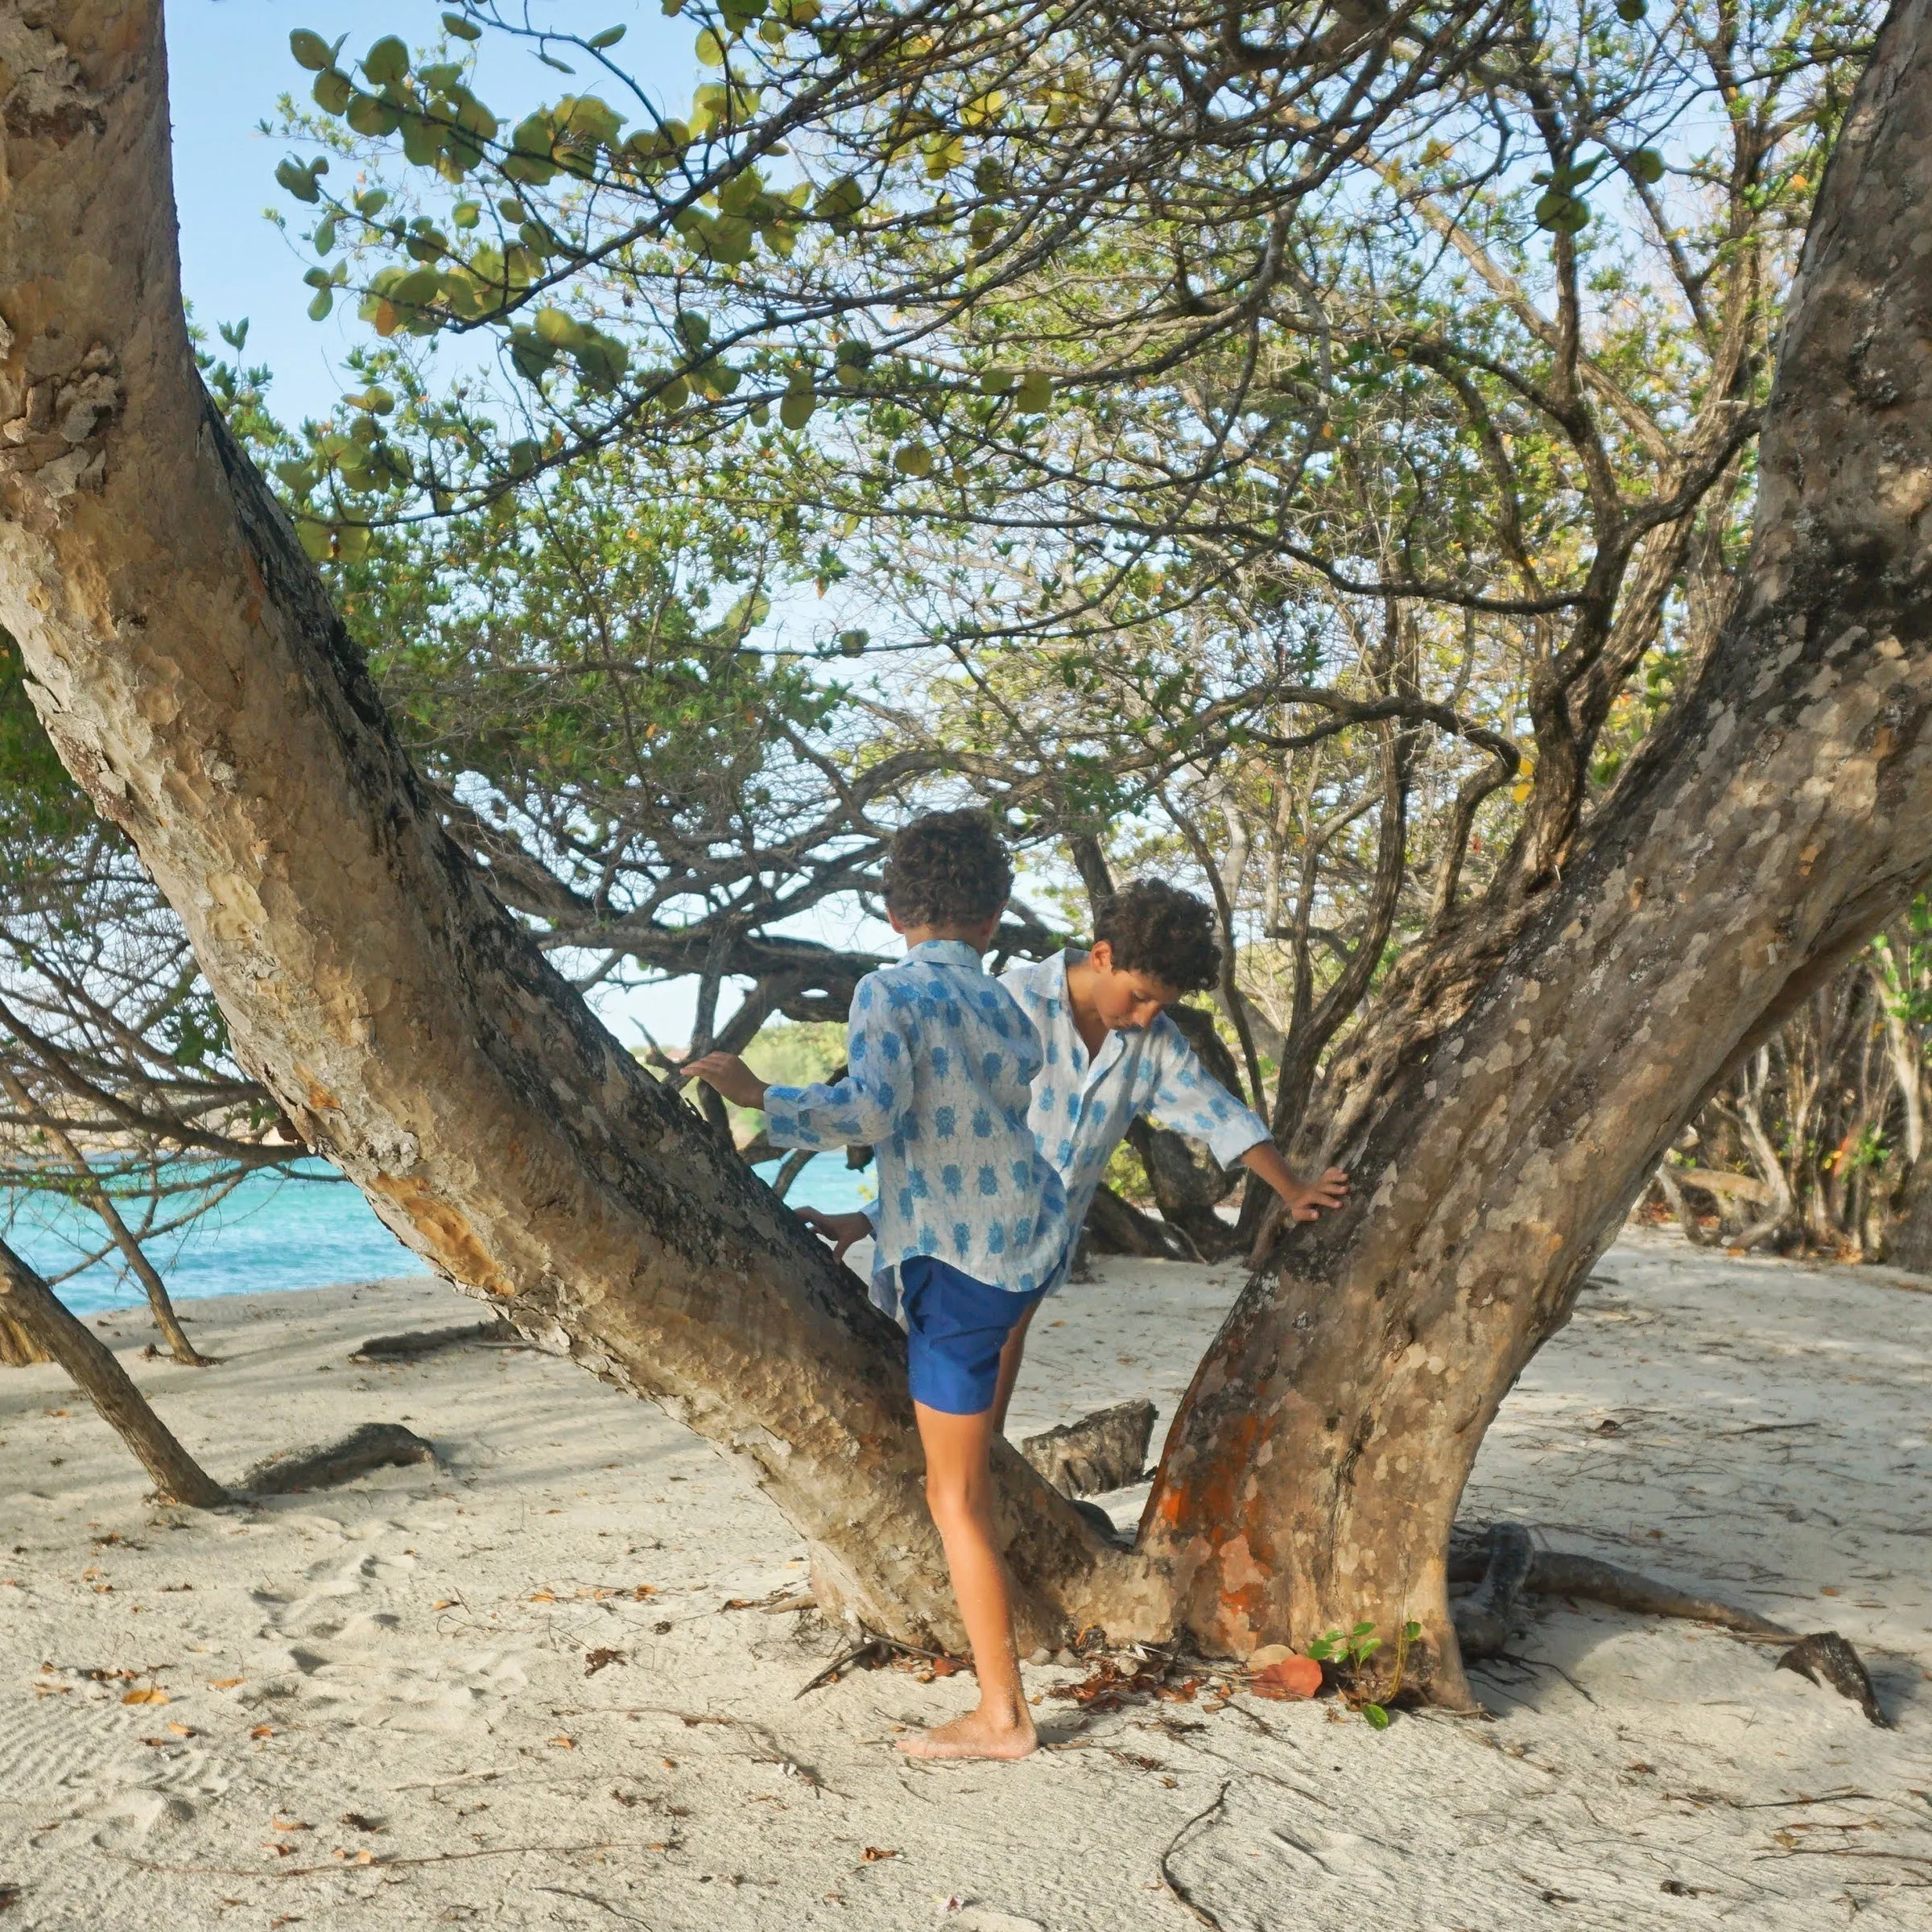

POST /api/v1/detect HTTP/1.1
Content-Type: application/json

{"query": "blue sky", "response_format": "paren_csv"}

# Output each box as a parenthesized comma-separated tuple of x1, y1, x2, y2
(166, 2, 897, 1050)
(168, 0, 694, 424)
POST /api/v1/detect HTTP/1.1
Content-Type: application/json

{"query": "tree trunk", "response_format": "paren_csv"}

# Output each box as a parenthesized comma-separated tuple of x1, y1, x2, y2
(0, 0, 1117, 1651)
(0, 1236, 224, 1504)
(0, 1305, 50, 1364)
(1135, 0, 1932, 1701)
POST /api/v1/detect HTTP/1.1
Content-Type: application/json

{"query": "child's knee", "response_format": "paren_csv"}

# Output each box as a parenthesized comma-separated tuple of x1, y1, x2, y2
(924, 1460, 985, 1525)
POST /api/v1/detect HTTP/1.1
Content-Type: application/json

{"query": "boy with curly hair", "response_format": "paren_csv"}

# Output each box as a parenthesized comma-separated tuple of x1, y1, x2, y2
(992, 877, 1347, 1423)
(683, 809, 1067, 1761)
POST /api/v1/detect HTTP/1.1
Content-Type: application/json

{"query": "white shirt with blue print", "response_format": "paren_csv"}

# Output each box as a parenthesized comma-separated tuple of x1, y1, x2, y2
(1000, 950, 1271, 1257)
(762, 939, 1071, 1305)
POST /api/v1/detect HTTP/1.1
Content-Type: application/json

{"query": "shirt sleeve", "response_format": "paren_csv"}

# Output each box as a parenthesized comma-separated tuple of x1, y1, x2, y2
(762, 976, 904, 1151)
(1142, 1022, 1271, 1168)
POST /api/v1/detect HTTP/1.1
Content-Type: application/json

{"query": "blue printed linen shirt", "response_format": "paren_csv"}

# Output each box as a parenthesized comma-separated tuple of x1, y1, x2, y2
(1001, 951, 1270, 1253)
(763, 939, 1071, 1303)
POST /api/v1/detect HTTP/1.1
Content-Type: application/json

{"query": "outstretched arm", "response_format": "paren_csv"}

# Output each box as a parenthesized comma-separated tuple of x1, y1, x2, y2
(1238, 1139, 1349, 1221)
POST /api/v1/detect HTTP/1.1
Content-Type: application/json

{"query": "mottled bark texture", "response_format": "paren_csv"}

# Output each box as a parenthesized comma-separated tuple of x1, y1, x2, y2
(1137, 0, 1932, 1704)
(0, 1, 1112, 1650)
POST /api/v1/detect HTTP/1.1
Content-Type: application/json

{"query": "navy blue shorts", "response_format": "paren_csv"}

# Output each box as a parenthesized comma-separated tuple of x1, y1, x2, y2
(899, 1257, 1044, 1416)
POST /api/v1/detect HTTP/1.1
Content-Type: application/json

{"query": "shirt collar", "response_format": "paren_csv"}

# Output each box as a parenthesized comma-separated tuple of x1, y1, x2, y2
(906, 939, 986, 971)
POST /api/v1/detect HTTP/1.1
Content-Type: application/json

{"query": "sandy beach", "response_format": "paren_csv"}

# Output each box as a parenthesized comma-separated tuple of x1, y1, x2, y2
(1, 1230, 1928, 1930)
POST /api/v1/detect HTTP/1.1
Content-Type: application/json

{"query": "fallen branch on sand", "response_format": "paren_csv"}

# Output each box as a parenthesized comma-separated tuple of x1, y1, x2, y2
(349, 1319, 521, 1363)
(1020, 1400, 1157, 1498)
(242, 1422, 438, 1496)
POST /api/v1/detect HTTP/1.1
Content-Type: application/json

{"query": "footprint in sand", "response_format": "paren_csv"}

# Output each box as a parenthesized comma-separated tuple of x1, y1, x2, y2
(86, 1789, 196, 1850)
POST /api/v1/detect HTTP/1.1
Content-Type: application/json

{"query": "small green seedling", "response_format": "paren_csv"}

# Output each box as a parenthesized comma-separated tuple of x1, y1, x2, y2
(1308, 1618, 1423, 1728)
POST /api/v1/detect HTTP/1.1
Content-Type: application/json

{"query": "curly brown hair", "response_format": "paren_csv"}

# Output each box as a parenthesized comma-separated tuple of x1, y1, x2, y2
(881, 810, 1014, 928)
(1092, 879, 1221, 993)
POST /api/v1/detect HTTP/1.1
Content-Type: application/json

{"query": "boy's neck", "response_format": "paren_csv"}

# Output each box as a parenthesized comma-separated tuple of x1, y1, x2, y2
(899, 919, 997, 953)
(1063, 951, 1106, 1034)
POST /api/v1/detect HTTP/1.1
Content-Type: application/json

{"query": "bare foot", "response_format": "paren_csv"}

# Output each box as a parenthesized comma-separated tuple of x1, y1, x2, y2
(896, 1708, 1038, 1761)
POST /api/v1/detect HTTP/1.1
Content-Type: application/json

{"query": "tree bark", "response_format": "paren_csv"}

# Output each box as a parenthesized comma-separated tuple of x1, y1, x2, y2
(1135, 0, 1932, 1701)
(0, 0, 1117, 1651)
(0, 1236, 225, 1503)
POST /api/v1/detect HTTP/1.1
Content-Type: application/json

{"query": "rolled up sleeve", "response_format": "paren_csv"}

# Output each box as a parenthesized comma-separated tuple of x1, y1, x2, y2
(1145, 1026, 1270, 1168)
(764, 976, 902, 1150)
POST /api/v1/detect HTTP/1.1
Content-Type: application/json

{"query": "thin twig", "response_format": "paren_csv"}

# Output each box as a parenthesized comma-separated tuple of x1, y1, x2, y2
(116, 1839, 618, 1878)
(535, 1885, 655, 1923)
(1159, 1781, 1231, 1928)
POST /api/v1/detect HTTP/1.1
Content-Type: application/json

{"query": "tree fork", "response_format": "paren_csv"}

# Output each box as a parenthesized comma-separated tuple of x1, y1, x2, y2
(0, 0, 1121, 1652)
(1141, 0, 1932, 1702)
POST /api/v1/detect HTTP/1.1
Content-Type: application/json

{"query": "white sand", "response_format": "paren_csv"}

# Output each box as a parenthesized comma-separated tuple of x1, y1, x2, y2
(2, 1231, 1928, 1930)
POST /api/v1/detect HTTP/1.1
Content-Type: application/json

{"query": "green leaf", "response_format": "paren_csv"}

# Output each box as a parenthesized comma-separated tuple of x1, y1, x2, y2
(356, 188, 389, 217)
(347, 91, 402, 138)
(312, 66, 353, 114)
(814, 175, 865, 224)
(1534, 188, 1591, 234)
(443, 10, 483, 39)
(1629, 147, 1665, 185)
(290, 28, 335, 70)
(538, 51, 576, 72)
(275, 158, 322, 203)
(695, 27, 728, 64)
(588, 24, 627, 47)
(779, 374, 816, 430)
(1615, 0, 1646, 18)
(363, 35, 410, 85)
(836, 628, 869, 655)
(307, 287, 335, 320)
(1363, 1703, 1390, 1730)
(452, 199, 481, 229)
(1014, 370, 1052, 414)
(314, 216, 337, 254)
(1402, 1621, 1422, 1642)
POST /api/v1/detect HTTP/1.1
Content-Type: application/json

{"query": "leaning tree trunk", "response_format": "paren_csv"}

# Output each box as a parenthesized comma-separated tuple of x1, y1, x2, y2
(0, 0, 1116, 1652)
(0, 1237, 224, 1504)
(1131, 0, 1932, 1703)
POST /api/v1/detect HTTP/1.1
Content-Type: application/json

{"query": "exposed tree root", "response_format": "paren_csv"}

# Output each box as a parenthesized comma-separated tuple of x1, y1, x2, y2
(242, 1422, 438, 1496)
(1778, 1633, 1891, 1728)
(1451, 1521, 1889, 1724)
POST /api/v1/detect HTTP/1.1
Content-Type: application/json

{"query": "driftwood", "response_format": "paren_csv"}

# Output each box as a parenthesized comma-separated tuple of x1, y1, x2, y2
(243, 1422, 438, 1496)
(1021, 1400, 1158, 1497)
(1451, 1522, 1888, 1724)
(350, 1319, 519, 1363)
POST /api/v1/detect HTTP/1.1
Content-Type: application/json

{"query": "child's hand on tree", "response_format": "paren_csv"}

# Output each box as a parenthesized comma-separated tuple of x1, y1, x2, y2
(795, 1207, 873, 1263)
(678, 1052, 768, 1110)
(1281, 1166, 1349, 1222)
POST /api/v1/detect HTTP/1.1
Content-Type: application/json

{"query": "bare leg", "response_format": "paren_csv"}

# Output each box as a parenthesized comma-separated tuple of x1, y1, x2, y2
(990, 1298, 1038, 1435)
(898, 1401, 1038, 1761)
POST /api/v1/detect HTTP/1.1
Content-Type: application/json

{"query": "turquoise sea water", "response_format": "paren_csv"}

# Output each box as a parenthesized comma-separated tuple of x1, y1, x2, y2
(6, 1152, 874, 1318)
